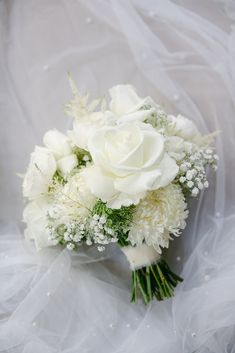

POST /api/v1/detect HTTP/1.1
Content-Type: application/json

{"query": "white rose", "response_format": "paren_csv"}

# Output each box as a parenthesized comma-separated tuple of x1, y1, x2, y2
(23, 198, 54, 250)
(43, 129, 78, 176)
(70, 85, 157, 150)
(169, 114, 199, 140)
(109, 84, 156, 124)
(71, 111, 115, 150)
(82, 122, 178, 208)
(23, 146, 57, 200)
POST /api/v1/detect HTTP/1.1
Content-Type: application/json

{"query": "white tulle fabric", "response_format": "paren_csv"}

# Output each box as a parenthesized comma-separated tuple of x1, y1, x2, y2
(0, 0, 235, 352)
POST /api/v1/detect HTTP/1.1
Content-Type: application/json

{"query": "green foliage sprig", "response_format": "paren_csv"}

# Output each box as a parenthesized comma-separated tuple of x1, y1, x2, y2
(91, 200, 136, 247)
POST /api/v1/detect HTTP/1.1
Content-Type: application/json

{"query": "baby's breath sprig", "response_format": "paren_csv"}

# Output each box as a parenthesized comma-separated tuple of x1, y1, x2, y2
(87, 214, 117, 252)
(91, 200, 136, 249)
(143, 106, 170, 134)
(47, 219, 88, 250)
(176, 148, 218, 197)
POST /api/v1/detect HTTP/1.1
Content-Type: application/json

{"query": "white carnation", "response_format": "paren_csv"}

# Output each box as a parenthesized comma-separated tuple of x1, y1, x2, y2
(128, 184, 188, 253)
(50, 172, 96, 225)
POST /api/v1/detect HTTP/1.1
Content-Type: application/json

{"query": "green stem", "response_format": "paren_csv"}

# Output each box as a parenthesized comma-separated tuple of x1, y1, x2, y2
(150, 265, 165, 299)
(146, 267, 152, 301)
(136, 272, 149, 304)
(130, 259, 183, 304)
(156, 265, 172, 298)
(131, 271, 137, 303)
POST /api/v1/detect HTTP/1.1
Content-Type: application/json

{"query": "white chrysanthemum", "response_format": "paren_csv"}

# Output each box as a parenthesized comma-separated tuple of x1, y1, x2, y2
(50, 172, 96, 225)
(128, 183, 188, 253)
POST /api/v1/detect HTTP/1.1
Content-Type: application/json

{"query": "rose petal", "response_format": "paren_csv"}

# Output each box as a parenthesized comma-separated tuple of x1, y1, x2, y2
(107, 192, 144, 209)
(105, 124, 144, 170)
(43, 129, 72, 158)
(57, 154, 78, 176)
(114, 168, 162, 195)
(152, 154, 179, 189)
(109, 85, 154, 116)
(72, 120, 96, 150)
(142, 130, 165, 168)
(117, 108, 155, 124)
(81, 165, 117, 201)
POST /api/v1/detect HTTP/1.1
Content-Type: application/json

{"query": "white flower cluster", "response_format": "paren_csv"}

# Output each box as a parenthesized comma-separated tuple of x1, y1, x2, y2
(22, 82, 217, 258)
(47, 213, 118, 252)
(178, 148, 218, 197)
(128, 184, 188, 253)
(47, 220, 87, 250)
(88, 214, 118, 251)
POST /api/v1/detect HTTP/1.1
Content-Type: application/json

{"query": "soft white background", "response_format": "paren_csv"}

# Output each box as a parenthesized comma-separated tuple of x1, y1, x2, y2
(0, 1, 235, 352)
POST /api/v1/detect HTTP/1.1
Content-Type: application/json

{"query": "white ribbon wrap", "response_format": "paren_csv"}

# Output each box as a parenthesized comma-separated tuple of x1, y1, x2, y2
(121, 244, 161, 270)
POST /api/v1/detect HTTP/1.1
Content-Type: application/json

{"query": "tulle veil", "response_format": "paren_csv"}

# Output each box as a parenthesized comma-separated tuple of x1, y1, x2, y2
(0, 0, 235, 352)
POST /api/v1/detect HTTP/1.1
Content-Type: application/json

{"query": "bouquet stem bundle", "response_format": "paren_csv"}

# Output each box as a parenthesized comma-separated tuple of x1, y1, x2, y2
(131, 260, 183, 304)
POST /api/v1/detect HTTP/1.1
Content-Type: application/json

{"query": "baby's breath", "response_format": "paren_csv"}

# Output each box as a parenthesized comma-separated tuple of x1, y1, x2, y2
(176, 148, 218, 197)
(47, 219, 87, 249)
(144, 107, 170, 134)
(91, 200, 136, 248)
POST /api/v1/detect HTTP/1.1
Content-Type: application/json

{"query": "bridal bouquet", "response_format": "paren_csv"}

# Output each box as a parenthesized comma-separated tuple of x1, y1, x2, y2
(22, 78, 218, 304)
